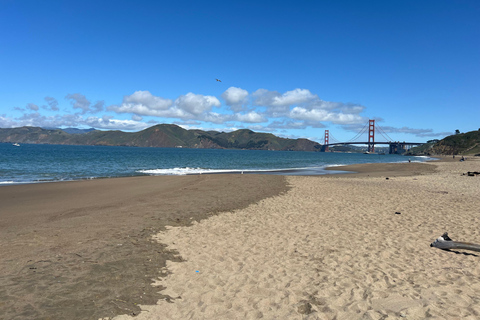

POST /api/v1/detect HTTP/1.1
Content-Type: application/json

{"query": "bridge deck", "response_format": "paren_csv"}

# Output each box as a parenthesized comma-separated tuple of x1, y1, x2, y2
(325, 142, 424, 146)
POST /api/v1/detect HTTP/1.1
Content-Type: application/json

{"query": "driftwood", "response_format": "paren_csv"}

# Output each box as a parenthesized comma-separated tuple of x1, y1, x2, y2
(430, 233, 480, 252)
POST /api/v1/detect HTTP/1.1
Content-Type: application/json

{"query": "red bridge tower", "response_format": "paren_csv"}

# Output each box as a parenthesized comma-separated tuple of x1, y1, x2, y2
(368, 119, 375, 153)
(324, 130, 329, 152)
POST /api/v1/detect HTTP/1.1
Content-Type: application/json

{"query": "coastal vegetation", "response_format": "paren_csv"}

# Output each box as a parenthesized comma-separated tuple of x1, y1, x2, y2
(408, 129, 480, 156)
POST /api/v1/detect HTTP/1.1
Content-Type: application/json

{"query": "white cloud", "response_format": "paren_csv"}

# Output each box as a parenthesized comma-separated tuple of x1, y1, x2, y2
(109, 91, 221, 121)
(252, 88, 319, 115)
(202, 112, 232, 124)
(43, 97, 59, 111)
(0, 111, 147, 132)
(309, 100, 366, 115)
(110, 104, 170, 117)
(197, 110, 265, 125)
(0, 115, 17, 127)
(271, 88, 317, 107)
(132, 114, 143, 121)
(124, 90, 173, 110)
(104, 88, 368, 130)
(221, 87, 249, 112)
(300, 119, 329, 128)
(251, 89, 366, 125)
(91, 101, 105, 113)
(3, 87, 448, 139)
(65, 93, 104, 114)
(66, 93, 91, 113)
(12, 112, 83, 128)
(235, 111, 266, 123)
(108, 91, 173, 117)
(84, 116, 149, 131)
(174, 92, 221, 115)
(252, 89, 281, 106)
(372, 125, 453, 138)
(267, 120, 309, 130)
(290, 107, 364, 125)
(337, 104, 365, 114)
(27, 103, 39, 111)
(250, 119, 327, 133)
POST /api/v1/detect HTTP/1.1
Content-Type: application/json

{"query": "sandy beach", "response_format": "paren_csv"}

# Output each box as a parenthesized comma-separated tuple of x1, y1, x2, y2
(1, 157, 479, 319)
(0, 174, 288, 320)
(111, 157, 479, 320)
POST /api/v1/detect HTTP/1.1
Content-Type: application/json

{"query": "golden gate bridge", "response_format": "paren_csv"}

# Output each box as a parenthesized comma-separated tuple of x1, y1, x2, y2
(320, 119, 425, 154)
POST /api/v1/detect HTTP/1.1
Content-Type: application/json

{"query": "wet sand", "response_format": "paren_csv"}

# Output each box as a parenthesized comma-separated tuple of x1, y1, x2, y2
(326, 161, 438, 177)
(0, 174, 288, 320)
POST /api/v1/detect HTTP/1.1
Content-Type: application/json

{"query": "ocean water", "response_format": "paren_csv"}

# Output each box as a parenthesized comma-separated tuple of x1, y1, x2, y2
(0, 143, 435, 184)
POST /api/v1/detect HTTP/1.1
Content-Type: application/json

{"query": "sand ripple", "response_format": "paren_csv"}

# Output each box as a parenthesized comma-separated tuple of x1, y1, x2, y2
(114, 160, 480, 320)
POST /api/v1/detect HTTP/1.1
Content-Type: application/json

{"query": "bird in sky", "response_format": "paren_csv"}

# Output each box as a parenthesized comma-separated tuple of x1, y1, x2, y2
(215, 78, 222, 82)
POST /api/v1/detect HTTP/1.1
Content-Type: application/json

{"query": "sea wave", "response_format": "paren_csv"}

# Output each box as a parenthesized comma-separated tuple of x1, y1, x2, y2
(325, 164, 347, 167)
(0, 180, 42, 185)
(137, 167, 244, 175)
(136, 166, 329, 176)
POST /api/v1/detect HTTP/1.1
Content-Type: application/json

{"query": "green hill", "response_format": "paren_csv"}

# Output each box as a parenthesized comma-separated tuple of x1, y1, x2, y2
(0, 124, 322, 152)
(408, 129, 480, 156)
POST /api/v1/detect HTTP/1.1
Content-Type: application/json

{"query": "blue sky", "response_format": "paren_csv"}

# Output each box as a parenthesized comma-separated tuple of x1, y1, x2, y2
(1, 0, 478, 144)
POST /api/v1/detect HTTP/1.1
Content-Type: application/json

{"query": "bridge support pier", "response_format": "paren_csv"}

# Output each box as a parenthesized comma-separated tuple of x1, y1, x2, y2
(389, 142, 407, 154)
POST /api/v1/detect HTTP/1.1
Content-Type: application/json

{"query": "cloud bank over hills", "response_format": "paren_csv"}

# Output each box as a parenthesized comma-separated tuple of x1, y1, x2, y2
(2, 87, 450, 141)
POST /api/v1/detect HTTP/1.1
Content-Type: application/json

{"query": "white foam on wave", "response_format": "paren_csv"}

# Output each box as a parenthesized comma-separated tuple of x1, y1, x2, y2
(394, 156, 437, 163)
(414, 155, 438, 161)
(137, 166, 324, 176)
(137, 167, 243, 175)
(0, 180, 42, 185)
(325, 164, 347, 168)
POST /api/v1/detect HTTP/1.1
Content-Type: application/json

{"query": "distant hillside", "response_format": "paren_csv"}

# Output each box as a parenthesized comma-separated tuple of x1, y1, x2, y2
(60, 128, 97, 134)
(42, 127, 96, 134)
(408, 129, 480, 156)
(0, 124, 322, 152)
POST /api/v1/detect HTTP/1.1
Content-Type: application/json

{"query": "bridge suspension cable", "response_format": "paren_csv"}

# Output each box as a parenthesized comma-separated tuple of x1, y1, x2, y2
(322, 119, 424, 154)
(345, 121, 369, 142)
(329, 133, 342, 144)
(376, 124, 394, 142)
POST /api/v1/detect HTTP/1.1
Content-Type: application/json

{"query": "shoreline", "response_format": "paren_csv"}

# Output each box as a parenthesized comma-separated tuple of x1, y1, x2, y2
(1, 155, 439, 186)
(324, 154, 467, 177)
(324, 160, 439, 177)
(1, 157, 478, 319)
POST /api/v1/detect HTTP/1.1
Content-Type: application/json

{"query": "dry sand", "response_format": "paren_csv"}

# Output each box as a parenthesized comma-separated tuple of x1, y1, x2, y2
(111, 158, 480, 320)
(0, 174, 288, 320)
